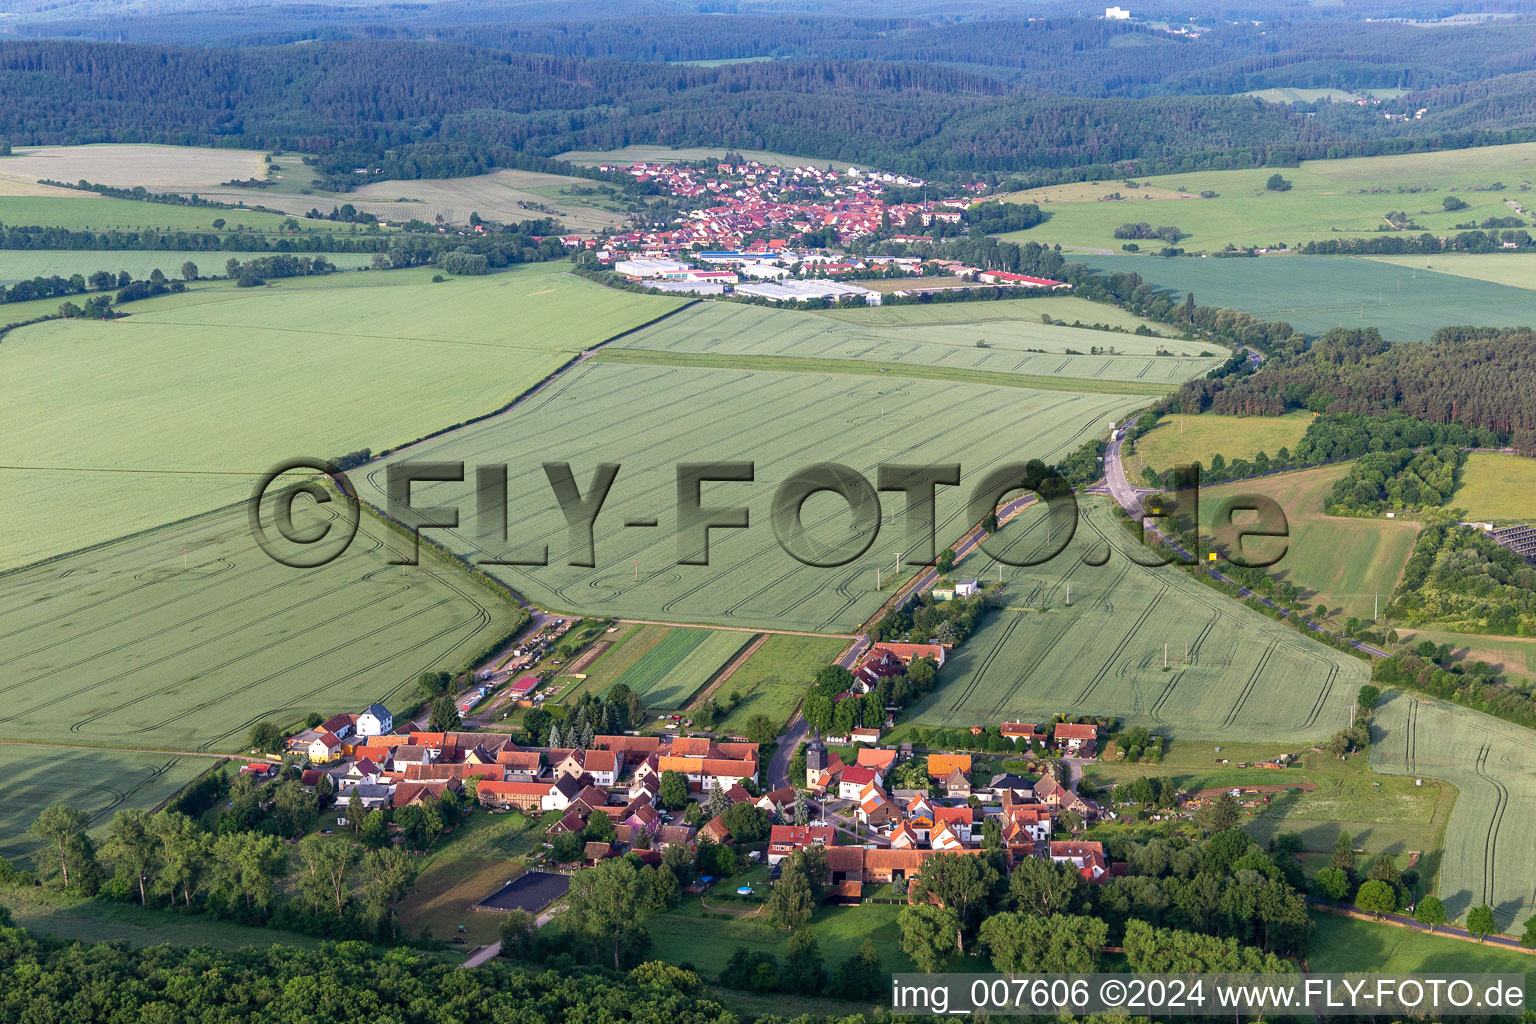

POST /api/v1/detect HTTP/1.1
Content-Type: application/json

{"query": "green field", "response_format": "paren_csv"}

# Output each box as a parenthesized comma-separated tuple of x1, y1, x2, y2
(1398, 630, 1536, 683)
(1071, 254, 1536, 341)
(186, 168, 632, 233)
(556, 145, 855, 170)
(608, 628, 751, 710)
(1083, 740, 1452, 867)
(644, 900, 915, 976)
(0, 501, 525, 753)
(356, 361, 1150, 632)
(1, 263, 684, 569)
(1200, 464, 1422, 621)
(1126, 411, 1315, 481)
(0, 195, 355, 233)
(714, 633, 851, 733)
(1368, 253, 1536, 291)
(1451, 452, 1536, 523)
(610, 301, 1221, 388)
(1000, 141, 1536, 254)
(812, 295, 1171, 336)
(907, 499, 1367, 740)
(0, 745, 216, 862)
(1243, 87, 1405, 104)
(1371, 691, 1536, 929)
(1308, 912, 1534, 976)
(0, 249, 376, 285)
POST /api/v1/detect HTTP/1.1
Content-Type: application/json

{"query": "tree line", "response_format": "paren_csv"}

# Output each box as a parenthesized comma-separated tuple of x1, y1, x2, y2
(1173, 327, 1536, 455)
(10, 763, 438, 943)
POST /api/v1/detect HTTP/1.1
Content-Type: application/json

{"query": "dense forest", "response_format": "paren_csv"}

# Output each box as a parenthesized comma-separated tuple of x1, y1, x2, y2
(6, 36, 1536, 182)
(1172, 327, 1536, 454)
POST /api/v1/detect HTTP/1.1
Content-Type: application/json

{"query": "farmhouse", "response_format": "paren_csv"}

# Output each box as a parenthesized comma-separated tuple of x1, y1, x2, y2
(1049, 840, 1109, 881)
(837, 765, 881, 800)
(926, 753, 971, 780)
(769, 823, 835, 864)
(1053, 723, 1099, 755)
(476, 780, 553, 812)
(355, 703, 392, 737)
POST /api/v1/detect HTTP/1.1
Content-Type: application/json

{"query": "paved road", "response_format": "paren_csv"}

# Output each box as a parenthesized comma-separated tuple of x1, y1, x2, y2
(766, 488, 1046, 787)
(1100, 415, 1388, 658)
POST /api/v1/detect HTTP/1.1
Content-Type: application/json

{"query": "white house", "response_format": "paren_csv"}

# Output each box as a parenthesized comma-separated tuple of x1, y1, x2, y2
(356, 703, 392, 738)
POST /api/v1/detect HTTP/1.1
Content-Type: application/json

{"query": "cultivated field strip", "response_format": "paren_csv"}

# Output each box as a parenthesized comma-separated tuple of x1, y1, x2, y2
(1371, 692, 1536, 929)
(909, 500, 1363, 741)
(0, 503, 523, 751)
(359, 361, 1149, 632)
(610, 628, 752, 710)
(610, 302, 1220, 385)
(0, 745, 212, 860)
(1076, 254, 1536, 342)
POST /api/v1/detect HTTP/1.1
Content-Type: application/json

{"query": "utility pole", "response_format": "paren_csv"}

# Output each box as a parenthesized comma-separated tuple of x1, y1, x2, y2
(896, 551, 903, 576)
(634, 559, 639, 582)
(1065, 583, 1070, 606)
(876, 567, 881, 590)
(1163, 643, 1168, 669)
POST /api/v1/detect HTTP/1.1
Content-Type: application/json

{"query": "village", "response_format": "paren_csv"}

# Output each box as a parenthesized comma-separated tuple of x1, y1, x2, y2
(274, 646, 1122, 918)
(550, 157, 1070, 304)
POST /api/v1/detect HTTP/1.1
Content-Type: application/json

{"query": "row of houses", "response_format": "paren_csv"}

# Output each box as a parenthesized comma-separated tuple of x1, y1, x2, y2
(768, 821, 1112, 900)
(286, 719, 761, 819)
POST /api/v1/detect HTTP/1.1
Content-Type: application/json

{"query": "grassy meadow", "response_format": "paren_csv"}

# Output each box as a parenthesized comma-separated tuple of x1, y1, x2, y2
(0, 501, 526, 753)
(1, 263, 684, 569)
(907, 499, 1367, 741)
(1083, 739, 1452, 869)
(641, 900, 915, 976)
(1199, 464, 1422, 621)
(356, 360, 1151, 632)
(1367, 253, 1536, 290)
(1371, 691, 1536, 930)
(1125, 411, 1315, 481)
(0, 144, 270, 192)
(1071, 254, 1536, 341)
(1398, 630, 1536, 684)
(713, 633, 851, 733)
(999, 141, 1536, 253)
(611, 300, 1222, 389)
(1451, 453, 1536, 522)
(0, 885, 331, 952)
(1308, 912, 1535, 976)
(0, 745, 217, 862)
